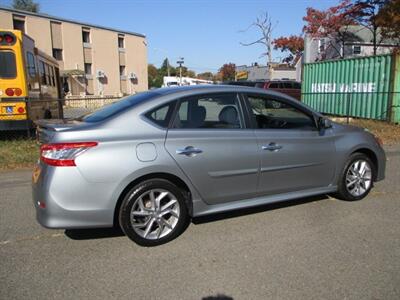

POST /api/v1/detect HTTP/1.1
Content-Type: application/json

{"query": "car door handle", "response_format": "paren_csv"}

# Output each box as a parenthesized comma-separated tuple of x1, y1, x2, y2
(262, 143, 283, 151)
(176, 146, 203, 156)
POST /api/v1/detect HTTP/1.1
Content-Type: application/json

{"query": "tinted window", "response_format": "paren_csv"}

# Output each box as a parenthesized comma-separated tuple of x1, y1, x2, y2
(268, 83, 279, 89)
(293, 82, 301, 89)
(0, 51, 17, 79)
(173, 93, 242, 129)
(39, 61, 46, 85)
(255, 82, 265, 88)
(81, 91, 158, 122)
(26, 52, 36, 78)
(144, 102, 175, 128)
(248, 95, 315, 130)
(282, 82, 293, 89)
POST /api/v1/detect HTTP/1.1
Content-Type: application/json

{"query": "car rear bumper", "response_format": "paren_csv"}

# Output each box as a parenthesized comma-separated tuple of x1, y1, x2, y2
(32, 164, 116, 229)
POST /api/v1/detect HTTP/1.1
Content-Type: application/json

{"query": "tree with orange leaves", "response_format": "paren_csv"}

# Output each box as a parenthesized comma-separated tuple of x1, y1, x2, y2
(273, 35, 304, 65)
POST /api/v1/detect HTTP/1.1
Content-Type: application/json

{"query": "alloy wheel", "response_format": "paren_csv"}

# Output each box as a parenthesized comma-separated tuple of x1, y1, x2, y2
(130, 189, 180, 240)
(345, 159, 372, 197)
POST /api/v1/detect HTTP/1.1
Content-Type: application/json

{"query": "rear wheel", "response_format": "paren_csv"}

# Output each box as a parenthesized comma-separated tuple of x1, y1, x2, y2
(119, 179, 189, 246)
(335, 153, 375, 201)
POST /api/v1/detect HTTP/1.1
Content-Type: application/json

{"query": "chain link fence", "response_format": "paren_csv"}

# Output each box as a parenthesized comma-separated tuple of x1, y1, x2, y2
(0, 96, 121, 139)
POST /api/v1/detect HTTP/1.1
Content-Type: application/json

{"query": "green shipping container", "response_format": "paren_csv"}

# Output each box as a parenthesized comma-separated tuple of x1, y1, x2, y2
(302, 54, 400, 123)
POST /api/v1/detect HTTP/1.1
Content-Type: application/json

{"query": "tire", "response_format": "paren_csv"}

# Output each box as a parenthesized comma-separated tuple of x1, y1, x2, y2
(334, 152, 375, 201)
(119, 179, 190, 246)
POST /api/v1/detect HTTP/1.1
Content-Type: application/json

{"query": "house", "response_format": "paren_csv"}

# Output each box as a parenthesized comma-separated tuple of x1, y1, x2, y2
(304, 25, 399, 63)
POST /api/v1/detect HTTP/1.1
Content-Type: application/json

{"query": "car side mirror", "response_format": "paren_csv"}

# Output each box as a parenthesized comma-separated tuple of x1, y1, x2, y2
(318, 117, 332, 130)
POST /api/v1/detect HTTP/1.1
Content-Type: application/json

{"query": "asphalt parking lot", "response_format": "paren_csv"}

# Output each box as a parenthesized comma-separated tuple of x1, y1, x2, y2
(1, 145, 400, 300)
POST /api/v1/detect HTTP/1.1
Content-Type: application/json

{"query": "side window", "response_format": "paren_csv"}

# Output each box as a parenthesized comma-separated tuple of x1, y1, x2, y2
(247, 95, 316, 130)
(26, 52, 36, 78)
(45, 64, 51, 86)
(173, 93, 242, 129)
(282, 82, 293, 89)
(39, 61, 46, 85)
(293, 82, 301, 89)
(49, 66, 55, 86)
(144, 102, 175, 128)
(268, 82, 279, 89)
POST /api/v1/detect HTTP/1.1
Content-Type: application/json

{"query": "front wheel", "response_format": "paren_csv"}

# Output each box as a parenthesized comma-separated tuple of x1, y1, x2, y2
(335, 153, 375, 201)
(119, 179, 190, 246)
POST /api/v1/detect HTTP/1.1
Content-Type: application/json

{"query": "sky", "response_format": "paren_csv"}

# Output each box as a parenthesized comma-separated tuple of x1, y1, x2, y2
(1, 0, 340, 73)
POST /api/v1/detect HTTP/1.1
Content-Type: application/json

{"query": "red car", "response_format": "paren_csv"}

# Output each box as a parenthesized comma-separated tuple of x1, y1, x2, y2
(255, 80, 302, 100)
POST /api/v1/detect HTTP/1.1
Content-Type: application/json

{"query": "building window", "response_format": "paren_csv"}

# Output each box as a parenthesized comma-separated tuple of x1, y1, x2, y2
(82, 28, 91, 43)
(119, 65, 126, 76)
(52, 49, 63, 61)
(84, 63, 92, 75)
(353, 45, 361, 55)
(118, 35, 125, 48)
(13, 16, 25, 32)
(318, 39, 325, 53)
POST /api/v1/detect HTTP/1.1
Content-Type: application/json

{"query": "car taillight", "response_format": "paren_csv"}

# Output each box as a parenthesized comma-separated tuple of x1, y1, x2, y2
(40, 142, 98, 167)
(5, 88, 14, 96)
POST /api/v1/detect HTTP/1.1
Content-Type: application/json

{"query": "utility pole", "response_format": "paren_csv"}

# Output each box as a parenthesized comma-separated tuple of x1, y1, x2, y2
(177, 57, 184, 86)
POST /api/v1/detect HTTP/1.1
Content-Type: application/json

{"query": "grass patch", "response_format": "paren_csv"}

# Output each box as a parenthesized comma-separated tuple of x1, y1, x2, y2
(333, 118, 400, 145)
(0, 139, 39, 170)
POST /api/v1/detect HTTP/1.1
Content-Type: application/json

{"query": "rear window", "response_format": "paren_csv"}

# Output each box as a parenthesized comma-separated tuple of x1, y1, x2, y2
(0, 51, 17, 79)
(80, 91, 158, 122)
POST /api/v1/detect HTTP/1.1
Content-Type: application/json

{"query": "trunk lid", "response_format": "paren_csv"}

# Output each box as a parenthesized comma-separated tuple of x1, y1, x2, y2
(35, 119, 85, 143)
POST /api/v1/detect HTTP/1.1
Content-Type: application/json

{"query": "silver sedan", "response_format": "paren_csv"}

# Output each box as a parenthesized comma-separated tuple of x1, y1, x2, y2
(32, 85, 386, 246)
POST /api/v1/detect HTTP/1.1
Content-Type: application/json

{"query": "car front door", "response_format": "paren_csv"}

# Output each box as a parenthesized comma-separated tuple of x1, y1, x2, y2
(165, 93, 259, 205)
(245, 93, 336, 196)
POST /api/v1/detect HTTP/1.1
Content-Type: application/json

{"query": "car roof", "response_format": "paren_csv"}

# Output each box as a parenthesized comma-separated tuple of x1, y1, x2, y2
(153, 84, 263, 95)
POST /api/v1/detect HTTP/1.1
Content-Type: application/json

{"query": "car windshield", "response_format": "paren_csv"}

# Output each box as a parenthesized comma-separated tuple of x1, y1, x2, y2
(79, 91, 158, 122)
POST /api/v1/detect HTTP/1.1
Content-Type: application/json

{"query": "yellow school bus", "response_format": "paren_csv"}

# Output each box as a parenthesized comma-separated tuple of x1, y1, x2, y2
(0, 29, 62, 131)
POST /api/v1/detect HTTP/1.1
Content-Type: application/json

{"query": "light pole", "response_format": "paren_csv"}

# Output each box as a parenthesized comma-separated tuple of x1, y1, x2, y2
(177, 57, 184, 86)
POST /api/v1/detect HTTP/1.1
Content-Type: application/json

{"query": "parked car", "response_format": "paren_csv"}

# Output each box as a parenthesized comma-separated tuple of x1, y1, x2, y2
(33, 85, 386, 246)
(255, 80, 302, 100)
(225, 80, 263, 87)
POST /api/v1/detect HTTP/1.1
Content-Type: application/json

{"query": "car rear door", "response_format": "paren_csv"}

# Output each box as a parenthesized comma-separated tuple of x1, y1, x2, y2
(165, 92, 259, 205)
(244, 93, 336, 196)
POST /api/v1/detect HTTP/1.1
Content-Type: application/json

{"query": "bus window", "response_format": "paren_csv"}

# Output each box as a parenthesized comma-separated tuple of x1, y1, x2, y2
(49, 66, 55, 86)
(26, 52, 36, 78)
(39, 61, 46, 85)
(0, 51, 17, 79)
(45, 64, 51, 85)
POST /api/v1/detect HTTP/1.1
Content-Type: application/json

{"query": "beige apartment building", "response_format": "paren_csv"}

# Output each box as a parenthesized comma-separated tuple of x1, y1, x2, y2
(0, 6, 148, 97)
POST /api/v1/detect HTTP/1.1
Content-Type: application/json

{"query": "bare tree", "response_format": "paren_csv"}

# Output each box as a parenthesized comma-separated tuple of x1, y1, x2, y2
(240, 12, 276, 74)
